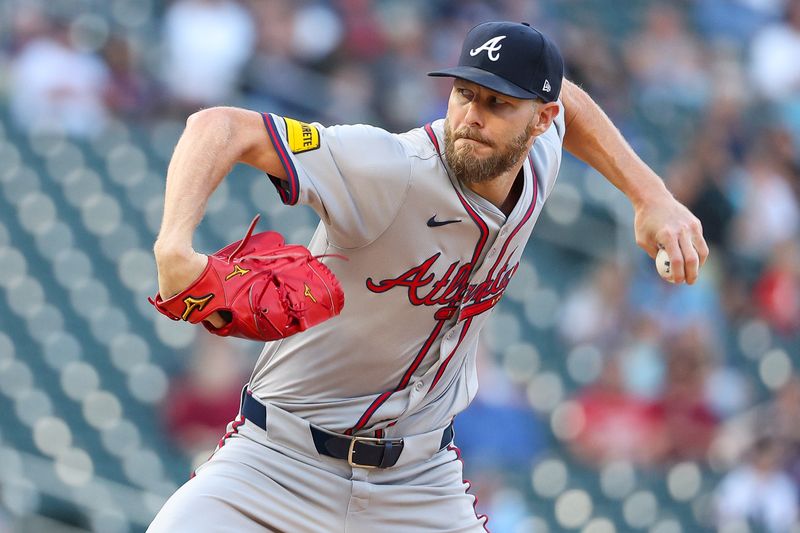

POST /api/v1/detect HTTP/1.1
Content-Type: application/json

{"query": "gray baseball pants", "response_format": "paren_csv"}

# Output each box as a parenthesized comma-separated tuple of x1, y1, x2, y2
(147, 401, 488, 532)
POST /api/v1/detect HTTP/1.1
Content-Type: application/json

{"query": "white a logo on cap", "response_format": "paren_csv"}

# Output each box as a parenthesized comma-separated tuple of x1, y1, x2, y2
(469, 35, 507, 62)
(543, 79, 551, 92)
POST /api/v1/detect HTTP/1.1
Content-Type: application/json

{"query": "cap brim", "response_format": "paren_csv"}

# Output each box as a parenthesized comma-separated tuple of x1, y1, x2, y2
(428, 66, 542, 100)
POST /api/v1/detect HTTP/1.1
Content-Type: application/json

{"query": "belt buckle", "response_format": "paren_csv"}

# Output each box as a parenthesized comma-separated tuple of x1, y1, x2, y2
(347, 436, 383, 469)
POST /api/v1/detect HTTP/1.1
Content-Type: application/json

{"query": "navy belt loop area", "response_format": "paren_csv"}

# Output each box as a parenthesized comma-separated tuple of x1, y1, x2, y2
(241, 389, 453, 469)
(381, 440, 395, 468)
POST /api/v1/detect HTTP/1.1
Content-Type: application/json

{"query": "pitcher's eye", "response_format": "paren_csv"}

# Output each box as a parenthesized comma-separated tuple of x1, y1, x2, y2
(456, 88, 474, 100)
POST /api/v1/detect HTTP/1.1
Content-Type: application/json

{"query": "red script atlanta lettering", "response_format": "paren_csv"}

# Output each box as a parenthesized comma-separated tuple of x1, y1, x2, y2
(366, 253, 518, 313)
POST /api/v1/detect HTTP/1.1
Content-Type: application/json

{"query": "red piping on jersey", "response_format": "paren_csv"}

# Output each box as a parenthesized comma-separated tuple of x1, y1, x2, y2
(190, 413, 245, 479)
(429, 317, 472, 390)
(217, 415, 245, 450)
(485, 154, 538, 281)
(423, 123, 490, 267)
(427, 153, 539, 391)
(348, 319, 447, 434)
(423, 121, 497, 393)
(261, 113, 300, 206)
(457, 153, 539, 322)
(424, 123, 442, 152)
(448, 444, 491, 531)
(345, 123, 490, 434)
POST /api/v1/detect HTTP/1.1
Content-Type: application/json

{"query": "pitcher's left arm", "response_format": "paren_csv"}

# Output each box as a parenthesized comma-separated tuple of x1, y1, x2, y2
(560, 79, 708, 284)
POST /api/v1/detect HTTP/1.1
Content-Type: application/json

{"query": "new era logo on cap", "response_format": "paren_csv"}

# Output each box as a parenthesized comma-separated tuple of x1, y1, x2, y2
(428, 21, 564, 102)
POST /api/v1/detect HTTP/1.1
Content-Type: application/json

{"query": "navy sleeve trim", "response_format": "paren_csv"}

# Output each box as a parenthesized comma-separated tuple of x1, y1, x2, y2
(261, 113, 300, 206)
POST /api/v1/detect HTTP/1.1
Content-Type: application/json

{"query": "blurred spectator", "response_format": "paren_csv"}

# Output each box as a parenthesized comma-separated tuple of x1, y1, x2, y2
(707, 44, 751, 109)
(570, 354, 666, 467)
(162, 335, 249, 464)
(624, 3, 710, 109)
(772, 380, 800, 492)
(749, 0, 800, 102)
(705, 364, 753, 419)
(730, 142, 800, 260)
(648, 328, 720, 461)
(628, 254, 724, 339)
(570, 325, 720, 467)
(162, 0, 256, 108)
(289, 3, 344, 65)
(8, 17, 110, 136)
(667, 100, 741, 248)
(374, 3, 443, 130)
(326, 61, 379, 125)
(694, 0, 785, 46)
(452, 344, 543, 529)
(502, 0, 550, 30)
(764, 124, 800, 201)
(668, 156, 735, 250)
(718, 268, 757, 322)
(618, 316, 666, 401)
(244, 0, 329, 119)
(470, 479, 530, 533)
(338, 0, 388, 61)
(4, 5, 51, 54)
(560, 25, 629, 117)
(247, 0, 294, 62)
(557, 260, 629, 349)
(715, 437, 798, 533)
(754, 239, 800, 334)
(454, 346, 546, 470)
(762, 377, 800, 449)
(102, 36, 157, 118)
(713, 375, 800, 470)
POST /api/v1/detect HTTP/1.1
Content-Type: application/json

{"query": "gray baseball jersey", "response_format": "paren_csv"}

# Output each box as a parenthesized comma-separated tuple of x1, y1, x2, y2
(149, 110, 567, 533)
(252, 108, 565, 438)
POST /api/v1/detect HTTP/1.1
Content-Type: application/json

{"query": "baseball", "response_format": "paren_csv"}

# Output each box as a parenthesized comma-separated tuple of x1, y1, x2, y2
(655, 248, 675, 283)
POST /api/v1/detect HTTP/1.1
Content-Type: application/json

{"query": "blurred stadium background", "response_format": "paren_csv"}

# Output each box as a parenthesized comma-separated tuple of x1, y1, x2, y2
(0, 0, 799, 531)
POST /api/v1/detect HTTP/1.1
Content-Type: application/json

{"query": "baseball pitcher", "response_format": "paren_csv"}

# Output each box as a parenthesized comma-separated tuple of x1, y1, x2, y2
(148, 21, 708, 532)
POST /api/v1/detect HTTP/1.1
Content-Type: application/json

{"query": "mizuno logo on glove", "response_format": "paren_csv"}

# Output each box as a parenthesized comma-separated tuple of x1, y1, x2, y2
(181, 294, 214, 321)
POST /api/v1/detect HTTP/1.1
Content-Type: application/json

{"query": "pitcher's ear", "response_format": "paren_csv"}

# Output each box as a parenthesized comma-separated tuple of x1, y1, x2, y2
(532, 101, 560, 136)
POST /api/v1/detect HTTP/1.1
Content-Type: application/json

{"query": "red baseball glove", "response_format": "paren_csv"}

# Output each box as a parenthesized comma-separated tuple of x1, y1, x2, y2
(149, 216, 344, 341)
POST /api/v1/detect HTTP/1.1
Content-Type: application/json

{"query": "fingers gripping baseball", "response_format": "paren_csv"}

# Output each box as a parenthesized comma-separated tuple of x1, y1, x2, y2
(634, 195, 708, 284)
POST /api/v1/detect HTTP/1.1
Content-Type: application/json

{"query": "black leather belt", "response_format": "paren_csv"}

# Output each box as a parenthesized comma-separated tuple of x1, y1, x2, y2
(241, 391, 454, 469)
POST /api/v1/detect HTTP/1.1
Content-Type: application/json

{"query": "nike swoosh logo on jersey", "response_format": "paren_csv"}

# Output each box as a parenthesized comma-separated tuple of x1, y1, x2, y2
(427, 215, 462, 227)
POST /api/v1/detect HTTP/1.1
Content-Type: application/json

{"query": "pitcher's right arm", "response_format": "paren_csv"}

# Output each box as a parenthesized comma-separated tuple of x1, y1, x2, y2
(153, 107, 285, 310)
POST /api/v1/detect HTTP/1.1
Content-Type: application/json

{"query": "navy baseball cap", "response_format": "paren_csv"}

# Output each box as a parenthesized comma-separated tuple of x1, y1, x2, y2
(429, 21, 564, 102)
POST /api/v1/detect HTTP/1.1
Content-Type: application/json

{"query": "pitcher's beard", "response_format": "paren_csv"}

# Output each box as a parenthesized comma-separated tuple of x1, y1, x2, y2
(443, 118, 533, 185)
